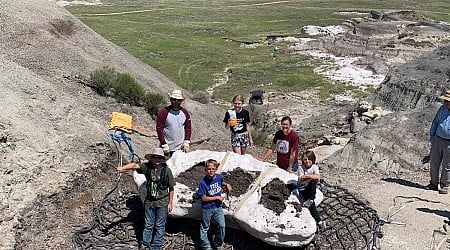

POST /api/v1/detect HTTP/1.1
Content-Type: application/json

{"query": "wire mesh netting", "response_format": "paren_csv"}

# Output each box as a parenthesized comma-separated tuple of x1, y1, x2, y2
(311, 181, 383, 250)
(73, 176, 383, 250)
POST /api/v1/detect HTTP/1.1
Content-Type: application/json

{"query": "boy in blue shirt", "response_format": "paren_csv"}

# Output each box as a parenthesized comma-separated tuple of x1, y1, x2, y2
(197, 159, 232, 250)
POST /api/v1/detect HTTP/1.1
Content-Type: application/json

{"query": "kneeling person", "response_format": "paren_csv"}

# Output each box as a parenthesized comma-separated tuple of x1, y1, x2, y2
(297, 150, 326, 230)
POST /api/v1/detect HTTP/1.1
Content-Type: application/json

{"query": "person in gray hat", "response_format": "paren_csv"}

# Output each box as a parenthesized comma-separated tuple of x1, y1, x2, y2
(427, 90, 450, 194)
(113, 148, 176, 250)
(156, 89, 192, 156)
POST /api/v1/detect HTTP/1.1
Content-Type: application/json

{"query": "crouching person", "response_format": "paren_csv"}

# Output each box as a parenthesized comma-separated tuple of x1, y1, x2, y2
(115, 148, 176, 250)
(197, 159, 232, 250)
(297, 150, 326, 230)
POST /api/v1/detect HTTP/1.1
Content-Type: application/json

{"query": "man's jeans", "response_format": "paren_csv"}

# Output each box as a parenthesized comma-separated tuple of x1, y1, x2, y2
(142, 205, 167, 250)
(200, 207, 225, 250)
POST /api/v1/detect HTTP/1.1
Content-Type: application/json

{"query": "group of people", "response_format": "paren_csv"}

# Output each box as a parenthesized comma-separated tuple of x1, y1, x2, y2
(223, 96, 300, 175)
(112, 90, 232, 250)
(108, 90, 325, 249)
(109, 88, 450, 250)
(114, 150, 230, 250)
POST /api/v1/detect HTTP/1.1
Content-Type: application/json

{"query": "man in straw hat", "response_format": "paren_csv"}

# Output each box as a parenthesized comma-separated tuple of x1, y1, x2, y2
(114, 148, 176, 250)
(426, 90, 450, 194)
(156, 89, 192, 156)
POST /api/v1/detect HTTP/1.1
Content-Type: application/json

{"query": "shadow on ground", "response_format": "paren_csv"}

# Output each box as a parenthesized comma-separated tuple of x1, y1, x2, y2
(381, 177, 426, 189)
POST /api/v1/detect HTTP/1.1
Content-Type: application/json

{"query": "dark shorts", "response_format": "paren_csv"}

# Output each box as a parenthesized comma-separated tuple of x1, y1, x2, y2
(230, 132, 250, 148)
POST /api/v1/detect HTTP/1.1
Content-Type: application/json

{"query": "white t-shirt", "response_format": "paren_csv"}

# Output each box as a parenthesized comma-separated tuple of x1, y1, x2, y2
(297, 164, 319, 188)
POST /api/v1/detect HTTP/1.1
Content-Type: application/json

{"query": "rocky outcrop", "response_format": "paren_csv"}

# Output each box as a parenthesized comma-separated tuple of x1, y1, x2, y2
(326, 105, 436, 172)
(371, 43, 450, 111)
(325, 43, 450, 172)
(295, 11, 450, 77)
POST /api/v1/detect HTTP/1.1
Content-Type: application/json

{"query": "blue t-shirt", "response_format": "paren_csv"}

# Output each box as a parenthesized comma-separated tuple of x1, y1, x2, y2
(430, 105, 450, 140)
(197, 174, 224, 209)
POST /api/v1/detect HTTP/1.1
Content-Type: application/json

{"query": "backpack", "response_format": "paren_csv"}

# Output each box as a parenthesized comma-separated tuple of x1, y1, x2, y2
(146, 165, 169, 200)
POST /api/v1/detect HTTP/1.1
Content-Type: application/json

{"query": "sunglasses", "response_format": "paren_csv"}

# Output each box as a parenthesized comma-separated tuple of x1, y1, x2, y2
(170, 98, 183, 102)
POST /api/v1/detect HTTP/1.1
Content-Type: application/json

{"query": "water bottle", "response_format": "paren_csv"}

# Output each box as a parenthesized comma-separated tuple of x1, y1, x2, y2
(228, 110, 237, 127)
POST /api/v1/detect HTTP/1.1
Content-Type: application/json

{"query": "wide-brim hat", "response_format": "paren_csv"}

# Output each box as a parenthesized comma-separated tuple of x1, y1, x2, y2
(169, 89, 184, 100)
(440, 90, 450, 102)
(144, 148, 166, 160)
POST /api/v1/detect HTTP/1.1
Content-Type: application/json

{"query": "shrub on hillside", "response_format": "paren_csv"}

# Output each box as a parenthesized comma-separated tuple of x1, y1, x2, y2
(252, 129, 268, 147)
(89, 66, 117, 95)
(112, 73, 145, 106)
(89, 67, 166, 116)
(143, 92, 166, 116)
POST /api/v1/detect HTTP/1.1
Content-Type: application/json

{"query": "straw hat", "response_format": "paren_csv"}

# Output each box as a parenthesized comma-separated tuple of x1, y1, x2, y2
(144, 148, 166, 160)
(169, 89, 184, 100)
(440, 90, 450, 102)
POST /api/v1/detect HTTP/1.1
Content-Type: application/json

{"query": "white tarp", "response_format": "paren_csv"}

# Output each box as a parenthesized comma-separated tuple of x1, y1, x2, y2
(135, 150, 324, 247)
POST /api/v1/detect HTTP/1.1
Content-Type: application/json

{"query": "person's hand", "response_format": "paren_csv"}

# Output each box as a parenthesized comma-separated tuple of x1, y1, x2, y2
(168, 203, 173, 213)
(229, 118, 237, 127)
(301, 175, 309, 181)
(217, 195, 225, 201)
(183, 140, 190, 152)
(161, 144, 170, 154)
(287, 168, 295, 174)
(107, 162, 124, 172)
(249, 138, 254, 147)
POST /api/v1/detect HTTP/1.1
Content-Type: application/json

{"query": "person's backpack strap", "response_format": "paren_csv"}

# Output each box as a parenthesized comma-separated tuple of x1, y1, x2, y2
(160, 165, 167, 187)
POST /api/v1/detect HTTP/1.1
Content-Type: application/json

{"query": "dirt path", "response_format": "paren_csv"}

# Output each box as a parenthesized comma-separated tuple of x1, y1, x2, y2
(326, 170, 450, 250)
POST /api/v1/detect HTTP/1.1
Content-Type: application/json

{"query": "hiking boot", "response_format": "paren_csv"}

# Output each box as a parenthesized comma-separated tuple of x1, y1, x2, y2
(439, 186, 449, 194)
(318, 221, 327, 230)
(303, 199, 313, 208)
(425, 183, 438, 191)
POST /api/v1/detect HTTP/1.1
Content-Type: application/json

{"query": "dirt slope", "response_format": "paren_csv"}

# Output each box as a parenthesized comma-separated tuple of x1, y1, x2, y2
(0, 1, 227, 248)
(2, 1, 450, 249)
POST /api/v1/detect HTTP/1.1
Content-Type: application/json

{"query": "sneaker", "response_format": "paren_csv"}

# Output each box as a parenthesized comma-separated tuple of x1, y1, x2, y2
(439, 186, 448, 194)
(303, 199, 313, 208)
(425, 183, 438, 191)
(318, 221, 327, 230)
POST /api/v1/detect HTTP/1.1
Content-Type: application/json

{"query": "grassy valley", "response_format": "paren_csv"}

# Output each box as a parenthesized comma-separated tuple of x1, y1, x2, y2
(67, 0, 450, 102)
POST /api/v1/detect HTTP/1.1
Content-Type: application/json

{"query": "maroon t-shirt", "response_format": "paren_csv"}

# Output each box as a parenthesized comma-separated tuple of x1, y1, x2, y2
(272, 130, 299, 167)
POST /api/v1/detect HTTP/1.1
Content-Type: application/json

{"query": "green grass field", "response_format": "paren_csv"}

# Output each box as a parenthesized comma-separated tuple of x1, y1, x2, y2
(67, 0, 450, 102)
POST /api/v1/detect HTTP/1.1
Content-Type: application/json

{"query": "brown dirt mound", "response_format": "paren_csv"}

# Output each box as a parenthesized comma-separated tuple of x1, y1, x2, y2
(177, 164, 260, 197)
(260, 178, 292, 215)
(176, 162, 206, 189)
(222, 167, 259, 197)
